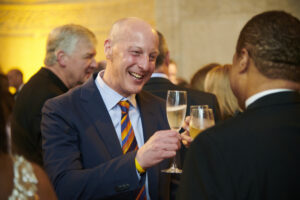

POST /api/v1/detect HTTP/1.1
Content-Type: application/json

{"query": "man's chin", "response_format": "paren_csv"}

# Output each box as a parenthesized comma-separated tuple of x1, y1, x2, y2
(128, 85, 144, 95)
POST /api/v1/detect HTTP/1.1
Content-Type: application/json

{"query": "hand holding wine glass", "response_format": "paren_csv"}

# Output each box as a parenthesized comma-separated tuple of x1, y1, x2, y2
(161, 90, 187, 174)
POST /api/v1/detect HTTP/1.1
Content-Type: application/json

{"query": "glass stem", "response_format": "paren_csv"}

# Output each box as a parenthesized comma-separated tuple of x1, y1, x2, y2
(170, 152, 178, 169)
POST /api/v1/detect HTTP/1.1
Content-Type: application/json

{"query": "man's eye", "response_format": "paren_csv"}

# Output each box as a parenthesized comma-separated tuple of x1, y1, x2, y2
(149, 55, 157, 61)
(85, 54, 94, 59)
(131, 51, 141, 55)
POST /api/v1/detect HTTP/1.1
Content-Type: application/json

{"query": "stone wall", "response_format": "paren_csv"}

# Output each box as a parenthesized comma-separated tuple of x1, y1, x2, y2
(1, 0, 299, 83)
(155, 0, 300, 82)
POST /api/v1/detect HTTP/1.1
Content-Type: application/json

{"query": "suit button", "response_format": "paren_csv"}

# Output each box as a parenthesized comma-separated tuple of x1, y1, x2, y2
(115, 184, 130, 192)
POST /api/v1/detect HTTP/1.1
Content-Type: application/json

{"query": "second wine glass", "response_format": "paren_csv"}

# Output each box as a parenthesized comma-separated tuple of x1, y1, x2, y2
(161, 90, 187, 174)
(189, 105, 215, 139)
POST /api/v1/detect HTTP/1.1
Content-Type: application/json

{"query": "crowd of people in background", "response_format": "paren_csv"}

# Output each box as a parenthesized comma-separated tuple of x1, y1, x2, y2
(0, 9, 299, 200)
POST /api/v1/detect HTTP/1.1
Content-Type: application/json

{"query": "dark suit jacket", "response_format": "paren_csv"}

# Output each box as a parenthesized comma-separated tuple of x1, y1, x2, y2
(178, 91, 300, 200)
(143, 77, 221, 121)
(41, 73, 171, 200)
(11, 67, 68, 166)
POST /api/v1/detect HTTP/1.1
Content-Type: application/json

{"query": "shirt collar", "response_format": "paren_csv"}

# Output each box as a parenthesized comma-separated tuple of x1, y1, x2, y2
(245, 88, 294, 108)
(151, 72, 169, 79)
(96, 70, 137, 110)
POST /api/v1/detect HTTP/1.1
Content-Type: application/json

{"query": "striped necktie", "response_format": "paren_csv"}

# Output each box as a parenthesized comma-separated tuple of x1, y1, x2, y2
(118, 100, 146, 200)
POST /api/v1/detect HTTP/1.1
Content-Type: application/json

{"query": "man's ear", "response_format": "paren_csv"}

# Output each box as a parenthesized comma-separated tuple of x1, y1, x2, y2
(237, 48, 250, 73)
(104, 39, 112, 60)
(56, 50, 67, 67)
(165, 51, 170, 66)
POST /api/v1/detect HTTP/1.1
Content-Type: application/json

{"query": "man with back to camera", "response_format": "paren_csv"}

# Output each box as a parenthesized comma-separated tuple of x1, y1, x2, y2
(41, 17, 183, 199)
(177, 10, 300, 200)
(11, 24, 97, 166)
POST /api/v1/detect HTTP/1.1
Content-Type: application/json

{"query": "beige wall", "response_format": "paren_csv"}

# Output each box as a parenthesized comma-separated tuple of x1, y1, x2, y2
(1, 0, 299, 83)
(155, 0, 300, 82)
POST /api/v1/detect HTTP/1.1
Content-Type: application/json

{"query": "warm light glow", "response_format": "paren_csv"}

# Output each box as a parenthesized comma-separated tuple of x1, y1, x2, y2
(0, 0, 155, 82)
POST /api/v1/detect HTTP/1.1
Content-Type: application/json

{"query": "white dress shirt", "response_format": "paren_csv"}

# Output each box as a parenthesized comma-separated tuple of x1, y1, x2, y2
(245, 89, 294, 108)
(95, 71, 150, 199)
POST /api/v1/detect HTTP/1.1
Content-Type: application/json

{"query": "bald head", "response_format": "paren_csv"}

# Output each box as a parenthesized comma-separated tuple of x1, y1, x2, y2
(103, 17, 159, 97)
(108, 17, 158, 47)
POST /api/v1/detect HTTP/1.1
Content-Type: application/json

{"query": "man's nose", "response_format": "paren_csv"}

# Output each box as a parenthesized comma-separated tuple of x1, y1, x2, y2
(90, 58, 97, 68)
(138, 55, 150, 70)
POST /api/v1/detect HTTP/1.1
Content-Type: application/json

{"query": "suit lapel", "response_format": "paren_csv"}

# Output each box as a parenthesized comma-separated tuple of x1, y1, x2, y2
(136, 91, 164, 200)
(136, 91, 158, 143)
(80, 73, 123, 158)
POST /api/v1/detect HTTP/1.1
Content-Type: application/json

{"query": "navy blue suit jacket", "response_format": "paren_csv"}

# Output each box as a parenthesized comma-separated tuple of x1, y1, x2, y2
(41, 73, 171, 200)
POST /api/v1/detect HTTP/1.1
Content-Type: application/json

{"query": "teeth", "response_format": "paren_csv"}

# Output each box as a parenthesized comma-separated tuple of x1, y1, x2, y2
(129, 72, 143, 79)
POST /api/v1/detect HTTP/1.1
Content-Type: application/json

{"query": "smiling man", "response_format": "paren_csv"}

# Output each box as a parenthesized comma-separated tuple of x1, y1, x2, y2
(11, 24, 97, 167)
(41, 18, 181, 200)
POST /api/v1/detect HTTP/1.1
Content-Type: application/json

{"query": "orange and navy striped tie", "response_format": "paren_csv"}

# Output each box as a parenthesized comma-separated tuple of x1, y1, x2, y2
(118, 100, 146, 200)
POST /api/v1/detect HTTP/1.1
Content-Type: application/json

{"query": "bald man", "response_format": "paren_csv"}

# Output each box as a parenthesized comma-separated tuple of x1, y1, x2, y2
(41, 18, 181, 200)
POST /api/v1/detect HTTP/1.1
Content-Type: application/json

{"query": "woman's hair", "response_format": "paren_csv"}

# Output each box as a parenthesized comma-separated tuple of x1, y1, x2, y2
(204, 64, 241, 120)
(190, 63, 220, 91)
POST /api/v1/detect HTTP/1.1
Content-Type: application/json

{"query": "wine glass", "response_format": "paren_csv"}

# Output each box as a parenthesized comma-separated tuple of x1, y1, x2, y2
(161, 90, 187, 174)
(207, 108, 215, 127)
(189, 105, 215, 139)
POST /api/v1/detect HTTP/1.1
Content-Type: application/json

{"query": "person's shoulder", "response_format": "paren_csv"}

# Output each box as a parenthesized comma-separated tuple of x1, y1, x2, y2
(30, 162, 57, 199)
(17, 69, 65, 99)
(22, 68, 51, 87)
(194, 111, 250, 146)
(43, 77, 96, 109)
(44, 85, 78, 106)
(6, 155, 57, 200)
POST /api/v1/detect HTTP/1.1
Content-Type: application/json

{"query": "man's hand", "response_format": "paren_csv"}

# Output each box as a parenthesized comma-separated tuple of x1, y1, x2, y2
(136, 130, 181, 169)
(181, 116, 193, 148)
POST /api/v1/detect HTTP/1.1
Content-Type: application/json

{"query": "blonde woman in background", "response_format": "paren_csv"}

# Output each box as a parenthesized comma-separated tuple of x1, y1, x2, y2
(204, 64, 241, 120)
(190, 62, 220, 91)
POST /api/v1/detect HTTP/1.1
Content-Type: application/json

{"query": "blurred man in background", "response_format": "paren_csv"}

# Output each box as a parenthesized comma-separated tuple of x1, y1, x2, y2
(11, 24, 97, 166)
(7, 68, 24, 99)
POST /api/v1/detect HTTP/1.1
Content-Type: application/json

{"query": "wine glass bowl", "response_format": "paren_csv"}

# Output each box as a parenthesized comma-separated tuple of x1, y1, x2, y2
(189, 105, 215, 139)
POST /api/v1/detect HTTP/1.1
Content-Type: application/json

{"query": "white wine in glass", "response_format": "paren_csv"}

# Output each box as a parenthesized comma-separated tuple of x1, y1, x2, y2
(189, 105, 215, 139)
(162, 90, 187, 174)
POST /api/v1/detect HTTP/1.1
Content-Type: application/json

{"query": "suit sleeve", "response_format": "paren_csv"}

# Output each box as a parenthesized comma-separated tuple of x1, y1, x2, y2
(177, 132, 234, 200)
(41, 99, 141, 200)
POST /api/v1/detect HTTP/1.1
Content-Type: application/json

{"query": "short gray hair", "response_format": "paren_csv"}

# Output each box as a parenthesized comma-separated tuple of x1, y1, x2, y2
(44, 24, 96, 66)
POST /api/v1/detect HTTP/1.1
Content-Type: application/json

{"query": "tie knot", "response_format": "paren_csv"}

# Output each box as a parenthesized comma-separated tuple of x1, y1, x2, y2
(118, 100, 130, 113)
